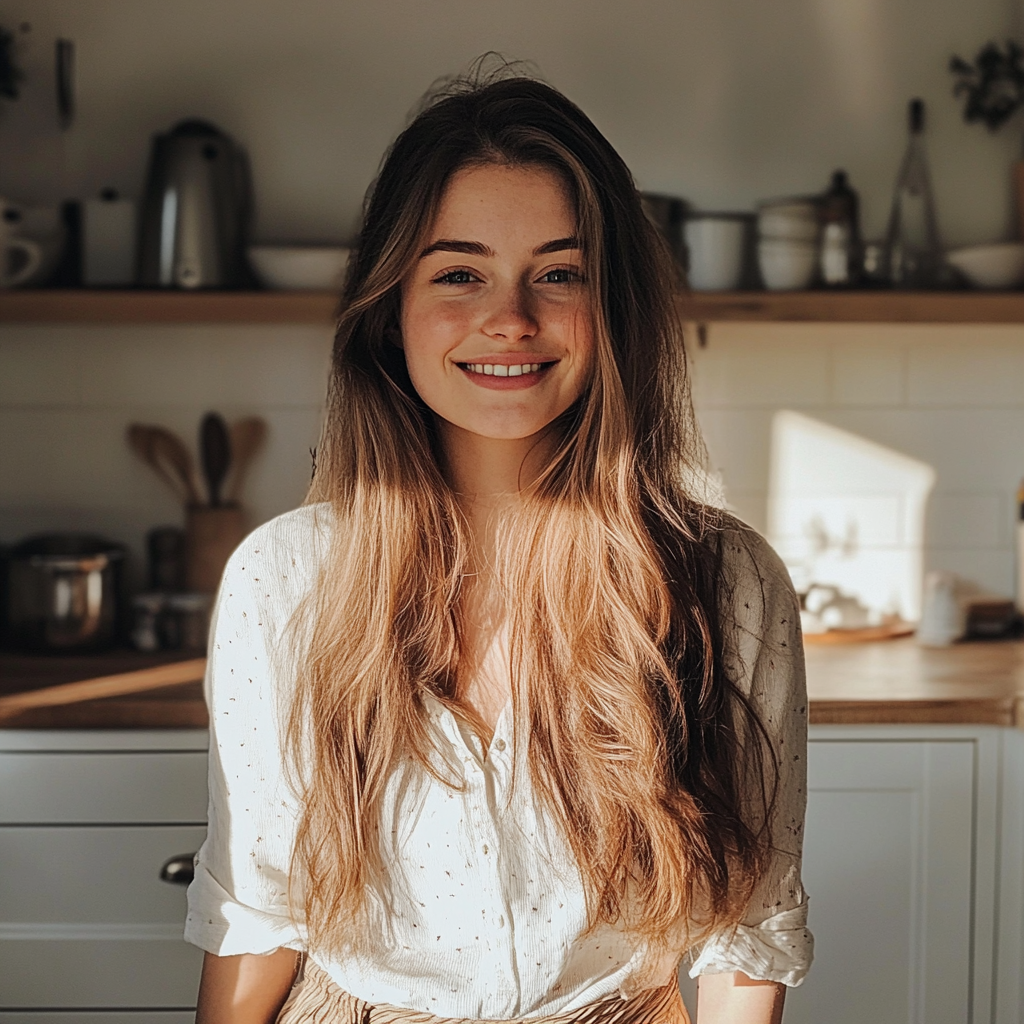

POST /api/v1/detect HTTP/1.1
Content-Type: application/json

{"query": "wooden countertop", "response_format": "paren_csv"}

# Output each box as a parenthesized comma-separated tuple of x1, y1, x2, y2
(0, 650, 209, 729)
(805, 637, 1024, 726)
(2, 638, 1023, 730)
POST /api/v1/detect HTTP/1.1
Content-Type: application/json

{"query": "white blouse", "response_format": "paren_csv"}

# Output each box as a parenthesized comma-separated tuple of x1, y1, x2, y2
(185, 504, 812, 1017)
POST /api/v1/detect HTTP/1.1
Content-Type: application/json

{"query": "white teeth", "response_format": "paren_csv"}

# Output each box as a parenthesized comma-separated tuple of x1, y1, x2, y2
(463, 362, 547, 376)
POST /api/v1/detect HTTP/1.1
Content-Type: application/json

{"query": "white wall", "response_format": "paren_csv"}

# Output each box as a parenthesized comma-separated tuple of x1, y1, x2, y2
(0, 0, 1021, 246)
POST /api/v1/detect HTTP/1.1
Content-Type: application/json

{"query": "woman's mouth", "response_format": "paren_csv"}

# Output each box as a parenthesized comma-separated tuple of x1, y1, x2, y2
(456, 361, 557, 389)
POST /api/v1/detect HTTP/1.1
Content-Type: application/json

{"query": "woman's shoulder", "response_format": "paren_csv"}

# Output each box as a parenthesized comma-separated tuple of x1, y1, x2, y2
(701, 512, 800, 642)
(220, 502, 334, 613)
(713, 515, 793, 598)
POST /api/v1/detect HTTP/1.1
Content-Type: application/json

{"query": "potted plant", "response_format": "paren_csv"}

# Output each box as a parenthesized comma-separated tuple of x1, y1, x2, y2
(950, 41, 1024, 238)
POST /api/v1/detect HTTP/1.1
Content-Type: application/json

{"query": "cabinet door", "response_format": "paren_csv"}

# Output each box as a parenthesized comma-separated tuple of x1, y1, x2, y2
(784, 740, 974, 1024)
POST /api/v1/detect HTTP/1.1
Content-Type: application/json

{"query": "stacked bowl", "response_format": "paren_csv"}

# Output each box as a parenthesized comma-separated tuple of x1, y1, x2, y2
(757, 200, 819, 290)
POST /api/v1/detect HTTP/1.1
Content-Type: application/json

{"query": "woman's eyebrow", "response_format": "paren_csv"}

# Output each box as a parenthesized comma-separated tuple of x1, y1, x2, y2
(534, 236, 580, 255)
(418, 237, 581, 259)
(419, 239, 493, 258)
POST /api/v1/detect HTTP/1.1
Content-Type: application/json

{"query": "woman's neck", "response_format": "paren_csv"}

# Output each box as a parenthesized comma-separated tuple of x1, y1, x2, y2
(440, 422, 552, 504)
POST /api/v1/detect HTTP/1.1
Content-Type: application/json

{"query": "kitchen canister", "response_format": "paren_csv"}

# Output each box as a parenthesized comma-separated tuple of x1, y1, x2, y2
(83, 188, 138, 286)
(185, 504, 247, 593)
(683, 213, 750, 290)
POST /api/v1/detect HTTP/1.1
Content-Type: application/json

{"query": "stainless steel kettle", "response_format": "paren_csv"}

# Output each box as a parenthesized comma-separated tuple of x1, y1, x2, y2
(138, 119, 254, 289)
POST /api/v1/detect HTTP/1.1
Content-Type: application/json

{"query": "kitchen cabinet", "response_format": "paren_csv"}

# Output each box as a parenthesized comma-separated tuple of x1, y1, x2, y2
(680, 724, 1006, 1024)
(4, 723, 1024, 1022)
(0, 729, 208, 1020)
(788, 726, 998, 1024)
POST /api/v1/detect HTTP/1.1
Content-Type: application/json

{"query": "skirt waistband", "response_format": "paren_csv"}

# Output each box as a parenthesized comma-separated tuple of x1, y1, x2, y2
(276, 958, 691, 1024)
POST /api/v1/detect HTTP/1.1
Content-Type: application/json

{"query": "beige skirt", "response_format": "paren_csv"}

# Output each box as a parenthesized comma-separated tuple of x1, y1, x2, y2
(276, 958, 691, 1024)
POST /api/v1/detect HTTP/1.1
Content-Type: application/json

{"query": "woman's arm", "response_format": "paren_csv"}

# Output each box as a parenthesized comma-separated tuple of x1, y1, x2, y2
(696, 972, 785, 1024)
(195, 948, 300, 1024)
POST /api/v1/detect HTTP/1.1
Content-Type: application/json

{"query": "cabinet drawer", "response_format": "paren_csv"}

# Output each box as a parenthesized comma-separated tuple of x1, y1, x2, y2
(0, 938, 203, 1008)
(0, 826, 206, 924)
(0, 753, 207, 823)
(0, 1015, 194, 1023)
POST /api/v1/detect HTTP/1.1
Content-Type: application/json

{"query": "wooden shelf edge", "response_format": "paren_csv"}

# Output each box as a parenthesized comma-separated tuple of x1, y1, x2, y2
(4, 288, 1024, 325)
(678, 290, 1024, 323)
(0, 289, 340, 324)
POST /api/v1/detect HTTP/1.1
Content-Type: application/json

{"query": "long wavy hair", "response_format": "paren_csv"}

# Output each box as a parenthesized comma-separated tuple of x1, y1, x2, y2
(287, 70, 776, 958)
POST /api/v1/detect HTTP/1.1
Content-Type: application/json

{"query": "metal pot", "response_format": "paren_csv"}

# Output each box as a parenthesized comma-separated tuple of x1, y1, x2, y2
(3, 534, 127, 652)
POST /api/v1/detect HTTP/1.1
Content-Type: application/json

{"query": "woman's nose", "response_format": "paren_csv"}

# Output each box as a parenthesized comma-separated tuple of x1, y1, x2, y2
(481, 283, 539, 342)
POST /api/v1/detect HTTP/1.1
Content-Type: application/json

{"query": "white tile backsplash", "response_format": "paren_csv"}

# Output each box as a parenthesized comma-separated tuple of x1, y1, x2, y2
(907, 331, 1024, 407)
(0, 328, 86, 406)
(0, 324, 329, 581)
(2, 321, 1023, 601)
(689, 325, 1024, 599)
(689, 324, 831, 408)
(830, 340, 907, 407)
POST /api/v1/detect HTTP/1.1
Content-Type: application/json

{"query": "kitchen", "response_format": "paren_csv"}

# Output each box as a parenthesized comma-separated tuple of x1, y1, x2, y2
(3, 0, 1024, 1021)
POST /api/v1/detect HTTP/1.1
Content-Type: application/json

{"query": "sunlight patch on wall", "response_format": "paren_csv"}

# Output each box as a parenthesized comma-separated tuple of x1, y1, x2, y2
(767, 410, 936, 623)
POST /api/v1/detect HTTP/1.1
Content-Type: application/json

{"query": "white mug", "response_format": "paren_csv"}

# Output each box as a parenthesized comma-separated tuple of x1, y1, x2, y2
(684, 215, 747, 291)
(0, 198, 44, 289)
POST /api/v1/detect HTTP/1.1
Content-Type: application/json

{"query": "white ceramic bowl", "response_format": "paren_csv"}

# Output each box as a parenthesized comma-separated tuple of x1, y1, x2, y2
(758, 200, 820, 243)
(247, 245, 351, 290)
(945, 243, 1024, 290)
(758, 238, 818, 291)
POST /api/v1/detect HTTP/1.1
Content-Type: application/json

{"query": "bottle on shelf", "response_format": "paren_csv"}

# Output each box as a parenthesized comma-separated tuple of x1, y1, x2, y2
(1017, 479, 1024, 615)
(819, 170, 861, 287)
(884, 98, 943, 288)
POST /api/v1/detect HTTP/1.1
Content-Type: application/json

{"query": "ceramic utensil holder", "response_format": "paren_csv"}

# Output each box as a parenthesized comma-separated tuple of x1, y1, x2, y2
(184, 504, 246, 594)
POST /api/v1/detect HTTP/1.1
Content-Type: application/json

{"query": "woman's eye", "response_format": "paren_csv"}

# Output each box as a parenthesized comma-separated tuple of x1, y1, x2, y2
(538, 267, 582, 285)
(434, 269, 477, 285)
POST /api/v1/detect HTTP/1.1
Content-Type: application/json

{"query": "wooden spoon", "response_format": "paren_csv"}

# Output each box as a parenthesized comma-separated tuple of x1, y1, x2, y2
(225, 416, 267, 503)
(127, 423, 202, 506)
(149, 426, 203, 505)
(200, 412, 232, 507)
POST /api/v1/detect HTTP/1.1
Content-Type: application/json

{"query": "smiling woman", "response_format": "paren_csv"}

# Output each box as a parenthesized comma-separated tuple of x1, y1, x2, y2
(185, 71, 811, 1024)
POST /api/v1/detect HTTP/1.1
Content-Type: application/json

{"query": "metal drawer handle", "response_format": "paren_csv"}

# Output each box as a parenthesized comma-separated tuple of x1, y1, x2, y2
(160, 853, 197, 885)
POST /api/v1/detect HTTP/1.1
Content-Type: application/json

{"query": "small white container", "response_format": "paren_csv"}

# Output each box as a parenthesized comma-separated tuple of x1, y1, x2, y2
(247, 245, 350, 290)
(758, 238, 818, 290)
(917, 570, 967, 647)
(683, 214, 748, 291)
(83, 191, 138, 286)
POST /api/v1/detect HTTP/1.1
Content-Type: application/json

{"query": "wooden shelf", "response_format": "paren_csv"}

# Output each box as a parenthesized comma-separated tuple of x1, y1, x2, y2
(678, 290, 1024, 323)
(2, 288, 1024, 325)
(0, 289, 339, 324)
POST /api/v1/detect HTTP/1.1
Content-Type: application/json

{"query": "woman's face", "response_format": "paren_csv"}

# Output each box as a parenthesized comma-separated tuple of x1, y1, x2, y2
(400, 163, 595, 443)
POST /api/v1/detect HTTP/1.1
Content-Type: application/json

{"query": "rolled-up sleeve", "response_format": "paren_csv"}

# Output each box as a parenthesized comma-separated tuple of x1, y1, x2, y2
(184, 525, 308, 956)
(687, 525, 813, 987)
